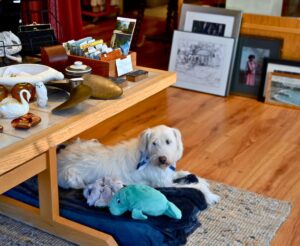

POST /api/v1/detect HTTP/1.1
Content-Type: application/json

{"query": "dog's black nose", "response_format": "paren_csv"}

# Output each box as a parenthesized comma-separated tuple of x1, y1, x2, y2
(159, 156, 167, 164)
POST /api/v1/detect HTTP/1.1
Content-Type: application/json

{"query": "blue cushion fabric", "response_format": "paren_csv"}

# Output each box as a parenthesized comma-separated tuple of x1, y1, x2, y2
(4, 177, 207, 246)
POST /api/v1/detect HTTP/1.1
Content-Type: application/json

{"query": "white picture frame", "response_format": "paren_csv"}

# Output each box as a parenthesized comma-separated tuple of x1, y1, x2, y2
(179, 5, 242, 39)
(178, 4, 242, 95)
(183, 11, 235, 37)
(169, 30, 234, 96)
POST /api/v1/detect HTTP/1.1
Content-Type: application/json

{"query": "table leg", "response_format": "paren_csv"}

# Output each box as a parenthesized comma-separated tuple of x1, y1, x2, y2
(38, 147, 59, 221)
(0, 147, 117, 246)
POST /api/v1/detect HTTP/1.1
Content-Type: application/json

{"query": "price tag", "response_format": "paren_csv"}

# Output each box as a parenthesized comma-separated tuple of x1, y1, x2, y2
(116, 55, 133, 76)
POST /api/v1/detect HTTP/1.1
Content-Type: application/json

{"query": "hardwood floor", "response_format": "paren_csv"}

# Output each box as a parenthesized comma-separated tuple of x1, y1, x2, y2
(79, 88, 300, 246)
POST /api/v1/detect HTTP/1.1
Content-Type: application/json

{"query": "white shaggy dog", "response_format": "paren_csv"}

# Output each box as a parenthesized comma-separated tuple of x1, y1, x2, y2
(57, 125, 220, 205)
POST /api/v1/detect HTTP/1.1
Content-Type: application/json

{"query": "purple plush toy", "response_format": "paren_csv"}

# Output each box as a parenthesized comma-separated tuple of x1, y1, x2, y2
(83, 177, 124, 207)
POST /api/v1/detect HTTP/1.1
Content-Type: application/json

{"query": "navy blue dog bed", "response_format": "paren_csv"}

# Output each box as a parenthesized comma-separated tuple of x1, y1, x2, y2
(4, 177, 207, 246)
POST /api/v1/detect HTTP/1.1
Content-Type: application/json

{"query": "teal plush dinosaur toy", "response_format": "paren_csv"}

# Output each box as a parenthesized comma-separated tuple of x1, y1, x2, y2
(108, 184, 182, 220)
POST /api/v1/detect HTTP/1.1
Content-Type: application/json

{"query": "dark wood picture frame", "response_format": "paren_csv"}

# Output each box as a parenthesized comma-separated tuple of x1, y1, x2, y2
(264, 71, 300, 109)
(259, 58, 300, 101)
(230, 36, 282, 98)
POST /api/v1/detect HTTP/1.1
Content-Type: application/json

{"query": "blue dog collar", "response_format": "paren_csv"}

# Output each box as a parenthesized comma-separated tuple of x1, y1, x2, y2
(169, 165, 176, 171)
(137, 152, 176, 172)
(136, 151, 150, 170)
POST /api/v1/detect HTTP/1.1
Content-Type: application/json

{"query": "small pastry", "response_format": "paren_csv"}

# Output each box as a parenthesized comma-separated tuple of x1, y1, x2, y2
(11, 112, 41, 129)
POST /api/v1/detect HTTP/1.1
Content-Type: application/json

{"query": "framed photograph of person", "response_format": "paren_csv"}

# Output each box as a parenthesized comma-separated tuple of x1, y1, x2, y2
(178, 4, 242, 95)
(265, 71, 300, 109)
(230, 36, 282, 98)
(168, 30, 234, 96)
(259, 58, 300, 101)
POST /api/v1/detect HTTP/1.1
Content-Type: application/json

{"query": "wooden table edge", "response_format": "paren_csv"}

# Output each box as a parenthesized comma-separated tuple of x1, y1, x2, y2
(0, 67, 176, 179)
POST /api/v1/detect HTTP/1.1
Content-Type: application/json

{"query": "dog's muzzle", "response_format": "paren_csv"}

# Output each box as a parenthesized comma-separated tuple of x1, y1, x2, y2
(158, 156, 170, 169)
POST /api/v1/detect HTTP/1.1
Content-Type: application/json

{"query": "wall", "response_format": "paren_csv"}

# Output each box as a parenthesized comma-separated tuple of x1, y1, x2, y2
(241, 13, 300, 61)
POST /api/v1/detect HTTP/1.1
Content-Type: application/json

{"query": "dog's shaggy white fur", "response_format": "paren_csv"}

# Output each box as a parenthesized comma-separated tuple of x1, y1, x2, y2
(57, 125, 220, 205)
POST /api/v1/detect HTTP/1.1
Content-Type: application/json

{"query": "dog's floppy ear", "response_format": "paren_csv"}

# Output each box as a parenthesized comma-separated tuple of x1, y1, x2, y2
(173, 128, 184, 161)
(138, 128, 152, 154)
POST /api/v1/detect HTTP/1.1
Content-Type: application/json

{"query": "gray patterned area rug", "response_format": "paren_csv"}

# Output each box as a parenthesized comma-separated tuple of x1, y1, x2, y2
(187, 182, 291, 246)
(0, 181, 291, 246)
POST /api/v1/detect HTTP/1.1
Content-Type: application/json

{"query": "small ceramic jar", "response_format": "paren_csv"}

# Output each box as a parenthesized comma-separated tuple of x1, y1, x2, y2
(11, 83, 36, 102)
(0, 84, 8, 101)
(65, 61, 92, 79)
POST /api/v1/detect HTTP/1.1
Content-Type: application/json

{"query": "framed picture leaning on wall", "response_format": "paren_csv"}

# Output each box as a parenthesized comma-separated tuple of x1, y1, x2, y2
(265, 72, 300, 109)
(230, 36, 282, 98)
(179, 4, 242, 38)
(183, 11, 235, 37)
(178, 4, 242, 95)
(169, 30, 234, 96)
(259, 58, 300, 101)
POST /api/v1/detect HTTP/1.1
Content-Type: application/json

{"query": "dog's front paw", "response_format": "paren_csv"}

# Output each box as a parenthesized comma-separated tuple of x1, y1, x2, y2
(59, 169, 85, 189)
(205, 193, 220, 205)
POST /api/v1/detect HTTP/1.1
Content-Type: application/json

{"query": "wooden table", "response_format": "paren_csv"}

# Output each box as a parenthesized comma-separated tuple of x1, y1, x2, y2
(0, 67, 176, 246)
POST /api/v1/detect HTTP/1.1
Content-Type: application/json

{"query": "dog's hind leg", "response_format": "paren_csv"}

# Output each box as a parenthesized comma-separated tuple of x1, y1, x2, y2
(173, 171, 220, 205)
(58, 168, 86, 189)
(174, 170, 209, 186)
(191, 181, 220, 205)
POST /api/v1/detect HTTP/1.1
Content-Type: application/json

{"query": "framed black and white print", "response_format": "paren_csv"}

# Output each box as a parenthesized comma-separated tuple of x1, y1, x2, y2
(178, 4, 242, 95)
(183, 11, 234, 37)
(230, 36, 282, 98)
(259, 58, 300, 101)
(179, 4, 242, 39)
(168, 31, 234, 96)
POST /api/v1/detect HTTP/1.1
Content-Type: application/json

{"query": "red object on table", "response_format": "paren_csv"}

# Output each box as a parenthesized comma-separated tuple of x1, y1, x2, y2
(11, 83, 36, 103)
(0, 85, 8, 102)
(11, 113, 42, 129)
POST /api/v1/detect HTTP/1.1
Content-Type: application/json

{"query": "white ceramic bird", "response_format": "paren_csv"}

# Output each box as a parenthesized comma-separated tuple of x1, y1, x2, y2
(35, 81, 48, 108)
(0, 89, 30, 119)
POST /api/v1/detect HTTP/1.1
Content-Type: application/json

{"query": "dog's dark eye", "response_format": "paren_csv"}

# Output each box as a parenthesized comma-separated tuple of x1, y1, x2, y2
(152, 142, 157, 146)
(117, 199, 121, 204)
(166, 140, 170, 145)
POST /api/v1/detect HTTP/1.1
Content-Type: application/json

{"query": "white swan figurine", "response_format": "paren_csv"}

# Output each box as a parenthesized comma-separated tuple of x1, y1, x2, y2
(0, 89, 30, 119)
